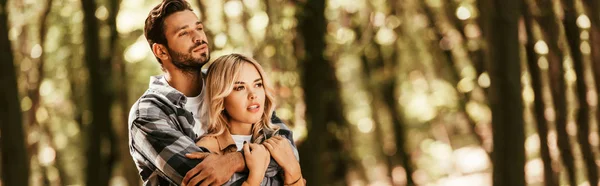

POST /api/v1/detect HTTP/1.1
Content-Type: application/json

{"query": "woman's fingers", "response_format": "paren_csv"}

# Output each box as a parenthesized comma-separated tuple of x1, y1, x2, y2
(273, 135, 284, 140)
(243, 141, 251, 155)
(248, 143, 259, 150)
(264, 141, 274, 152)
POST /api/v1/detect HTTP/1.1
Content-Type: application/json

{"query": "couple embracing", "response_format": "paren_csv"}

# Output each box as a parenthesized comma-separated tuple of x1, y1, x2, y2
(128, 0, 305, 185)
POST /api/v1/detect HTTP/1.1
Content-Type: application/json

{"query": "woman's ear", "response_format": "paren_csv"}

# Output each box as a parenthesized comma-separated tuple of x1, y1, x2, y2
(152, 43, 169, 61)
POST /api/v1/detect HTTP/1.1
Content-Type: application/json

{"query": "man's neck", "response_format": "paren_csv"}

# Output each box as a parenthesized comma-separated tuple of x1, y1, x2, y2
(164, 69, 203, 97)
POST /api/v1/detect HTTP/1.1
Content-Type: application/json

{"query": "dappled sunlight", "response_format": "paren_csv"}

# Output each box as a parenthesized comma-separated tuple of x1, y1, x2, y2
(124, 36, 151, 63)
(4, 0, 600, 185)
(453, 146, 490, 174)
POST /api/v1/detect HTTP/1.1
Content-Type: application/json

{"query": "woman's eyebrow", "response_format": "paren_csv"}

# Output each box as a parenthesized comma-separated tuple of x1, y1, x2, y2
(235, 78, 262, 84)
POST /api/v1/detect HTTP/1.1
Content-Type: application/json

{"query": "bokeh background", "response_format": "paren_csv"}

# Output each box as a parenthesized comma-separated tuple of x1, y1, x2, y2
(1, 0, 600, 185)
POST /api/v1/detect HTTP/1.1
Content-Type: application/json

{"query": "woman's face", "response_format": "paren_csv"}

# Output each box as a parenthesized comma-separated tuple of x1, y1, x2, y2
(223, 62, 266, 126)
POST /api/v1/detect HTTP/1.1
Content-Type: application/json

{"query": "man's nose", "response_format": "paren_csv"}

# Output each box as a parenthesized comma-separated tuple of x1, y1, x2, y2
(192, 31, 203, 43)
(193, 35, 201, 44)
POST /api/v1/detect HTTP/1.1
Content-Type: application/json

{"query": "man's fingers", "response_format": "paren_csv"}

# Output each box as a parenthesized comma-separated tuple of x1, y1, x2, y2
(215, 177, 230, 186)
(188, 168, 212, 186)
(182, 164, 204, 185)
(185, 152, 210, 159)
(198, 176, 216, 186)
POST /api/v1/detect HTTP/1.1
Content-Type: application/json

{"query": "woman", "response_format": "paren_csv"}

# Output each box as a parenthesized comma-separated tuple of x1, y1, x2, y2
(196, 54, 304, 186)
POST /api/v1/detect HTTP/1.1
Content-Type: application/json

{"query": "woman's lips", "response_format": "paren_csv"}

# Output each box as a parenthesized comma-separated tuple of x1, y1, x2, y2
(247, 103, 261, 112)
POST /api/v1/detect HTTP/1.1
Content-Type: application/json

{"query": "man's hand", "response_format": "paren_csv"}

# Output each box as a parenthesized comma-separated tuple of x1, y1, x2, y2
(185, 152, 211, 160)
(181, 152, 243, 186)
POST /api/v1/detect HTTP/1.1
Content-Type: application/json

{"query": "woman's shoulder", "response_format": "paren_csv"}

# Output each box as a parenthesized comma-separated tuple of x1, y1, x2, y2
(195, 135, 221, 154)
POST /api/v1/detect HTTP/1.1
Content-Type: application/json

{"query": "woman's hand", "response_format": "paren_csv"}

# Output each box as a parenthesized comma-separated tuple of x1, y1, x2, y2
(263, 135, 302, 184)
(242, 142, 270, 186)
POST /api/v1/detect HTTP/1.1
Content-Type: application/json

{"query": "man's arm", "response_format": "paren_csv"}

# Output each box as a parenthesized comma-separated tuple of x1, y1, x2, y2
(130, 116, 206, 184)
(182, 113, 298, 186)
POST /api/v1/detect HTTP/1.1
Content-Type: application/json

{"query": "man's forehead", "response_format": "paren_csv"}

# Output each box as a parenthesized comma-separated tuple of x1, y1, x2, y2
(164, 11, 199, 32)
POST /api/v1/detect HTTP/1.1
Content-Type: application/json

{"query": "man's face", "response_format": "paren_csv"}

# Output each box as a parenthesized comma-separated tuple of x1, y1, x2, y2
(163, 10, 210, 70)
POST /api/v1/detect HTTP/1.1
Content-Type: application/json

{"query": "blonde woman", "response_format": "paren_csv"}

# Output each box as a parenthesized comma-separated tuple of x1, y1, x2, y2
(196, 54, 305, 186)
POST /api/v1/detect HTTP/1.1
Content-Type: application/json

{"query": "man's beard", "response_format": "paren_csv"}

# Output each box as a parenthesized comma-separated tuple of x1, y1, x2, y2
(167, 42, 210, 74)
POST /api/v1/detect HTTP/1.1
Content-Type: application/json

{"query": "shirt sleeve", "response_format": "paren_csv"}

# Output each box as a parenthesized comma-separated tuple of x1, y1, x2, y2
(130, 116, 206, 184)
(265, 113, 300, 177)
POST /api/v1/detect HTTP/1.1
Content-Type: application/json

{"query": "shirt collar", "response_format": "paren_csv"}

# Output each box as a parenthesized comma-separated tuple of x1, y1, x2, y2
(216, 128, 237, 152)
(213, 126, 292, 152)
(148, 75, 187, 106)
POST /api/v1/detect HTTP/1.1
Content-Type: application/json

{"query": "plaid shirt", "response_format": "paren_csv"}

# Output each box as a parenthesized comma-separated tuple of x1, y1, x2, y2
(128, 75, 297, 185)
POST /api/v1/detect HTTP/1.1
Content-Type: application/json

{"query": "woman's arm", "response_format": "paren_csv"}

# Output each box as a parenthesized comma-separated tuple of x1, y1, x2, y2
(263, 135, 305, 186)
(242, 142, 270, 186)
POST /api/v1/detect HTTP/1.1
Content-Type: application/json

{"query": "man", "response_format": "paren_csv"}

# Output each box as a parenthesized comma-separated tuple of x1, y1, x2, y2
(128, 0, 296, 185)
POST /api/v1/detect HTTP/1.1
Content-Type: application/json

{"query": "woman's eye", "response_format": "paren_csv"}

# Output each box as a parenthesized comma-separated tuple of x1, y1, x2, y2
(196, 27, 203, 31)
(234, 86, 245, 91)
(255, 83, 263, 88)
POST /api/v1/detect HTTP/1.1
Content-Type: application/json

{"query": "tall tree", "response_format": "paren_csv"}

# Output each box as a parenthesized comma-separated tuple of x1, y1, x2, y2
(480, 0, 525, 185)
(528, 0, 578, 184)
(581, 0, 600, 155)
(561, 0, 599, 184)
(104, 0, 140, 184)
(296, 0, 352, 185)
(35, 1, 70, 184)
(359, 29, 414, 186)
(537, 0, 580, 185)
(81, 0, 114, 185)
(0, 0, 30, 185)
(522, 3, 559, 185)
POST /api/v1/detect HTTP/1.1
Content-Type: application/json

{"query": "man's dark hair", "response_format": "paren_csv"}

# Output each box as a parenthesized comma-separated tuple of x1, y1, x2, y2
(144, 0, 193, 64)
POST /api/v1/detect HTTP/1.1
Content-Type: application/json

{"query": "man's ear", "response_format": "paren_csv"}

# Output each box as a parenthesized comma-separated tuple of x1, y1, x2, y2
(152, 43, 169, 61)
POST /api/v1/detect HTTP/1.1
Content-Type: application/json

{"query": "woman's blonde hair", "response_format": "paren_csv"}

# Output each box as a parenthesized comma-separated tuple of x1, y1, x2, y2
(204, 53, 278, 139)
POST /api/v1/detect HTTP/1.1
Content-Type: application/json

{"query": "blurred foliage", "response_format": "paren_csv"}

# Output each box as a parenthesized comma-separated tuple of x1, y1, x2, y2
(2, 0, 600, 185)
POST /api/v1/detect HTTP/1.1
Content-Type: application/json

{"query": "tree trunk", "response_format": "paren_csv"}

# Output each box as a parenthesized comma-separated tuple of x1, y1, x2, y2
(383, 79, 414, 186)
(528, 0, 579, 185)
(561, 0, 599, 184)
(81, 0, 114, 185)
(480, 0, 526, 185)
(360, 40, 414, 185)
(296, 0, 351, 185)
(388, 2, 414, 185)
(581, 0, 600, 163)
(420, 0, 487, 150)
(443, 0, 487, 77)
(103, 0, 139, 185)
(36, 0, 70, 184)
(522, 3, 559, 185)
(0, 0, 30, 185)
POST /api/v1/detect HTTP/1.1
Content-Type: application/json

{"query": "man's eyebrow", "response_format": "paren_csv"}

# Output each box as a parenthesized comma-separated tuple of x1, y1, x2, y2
(176, 22, 202, 33)
(176, 25, 189, 32)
